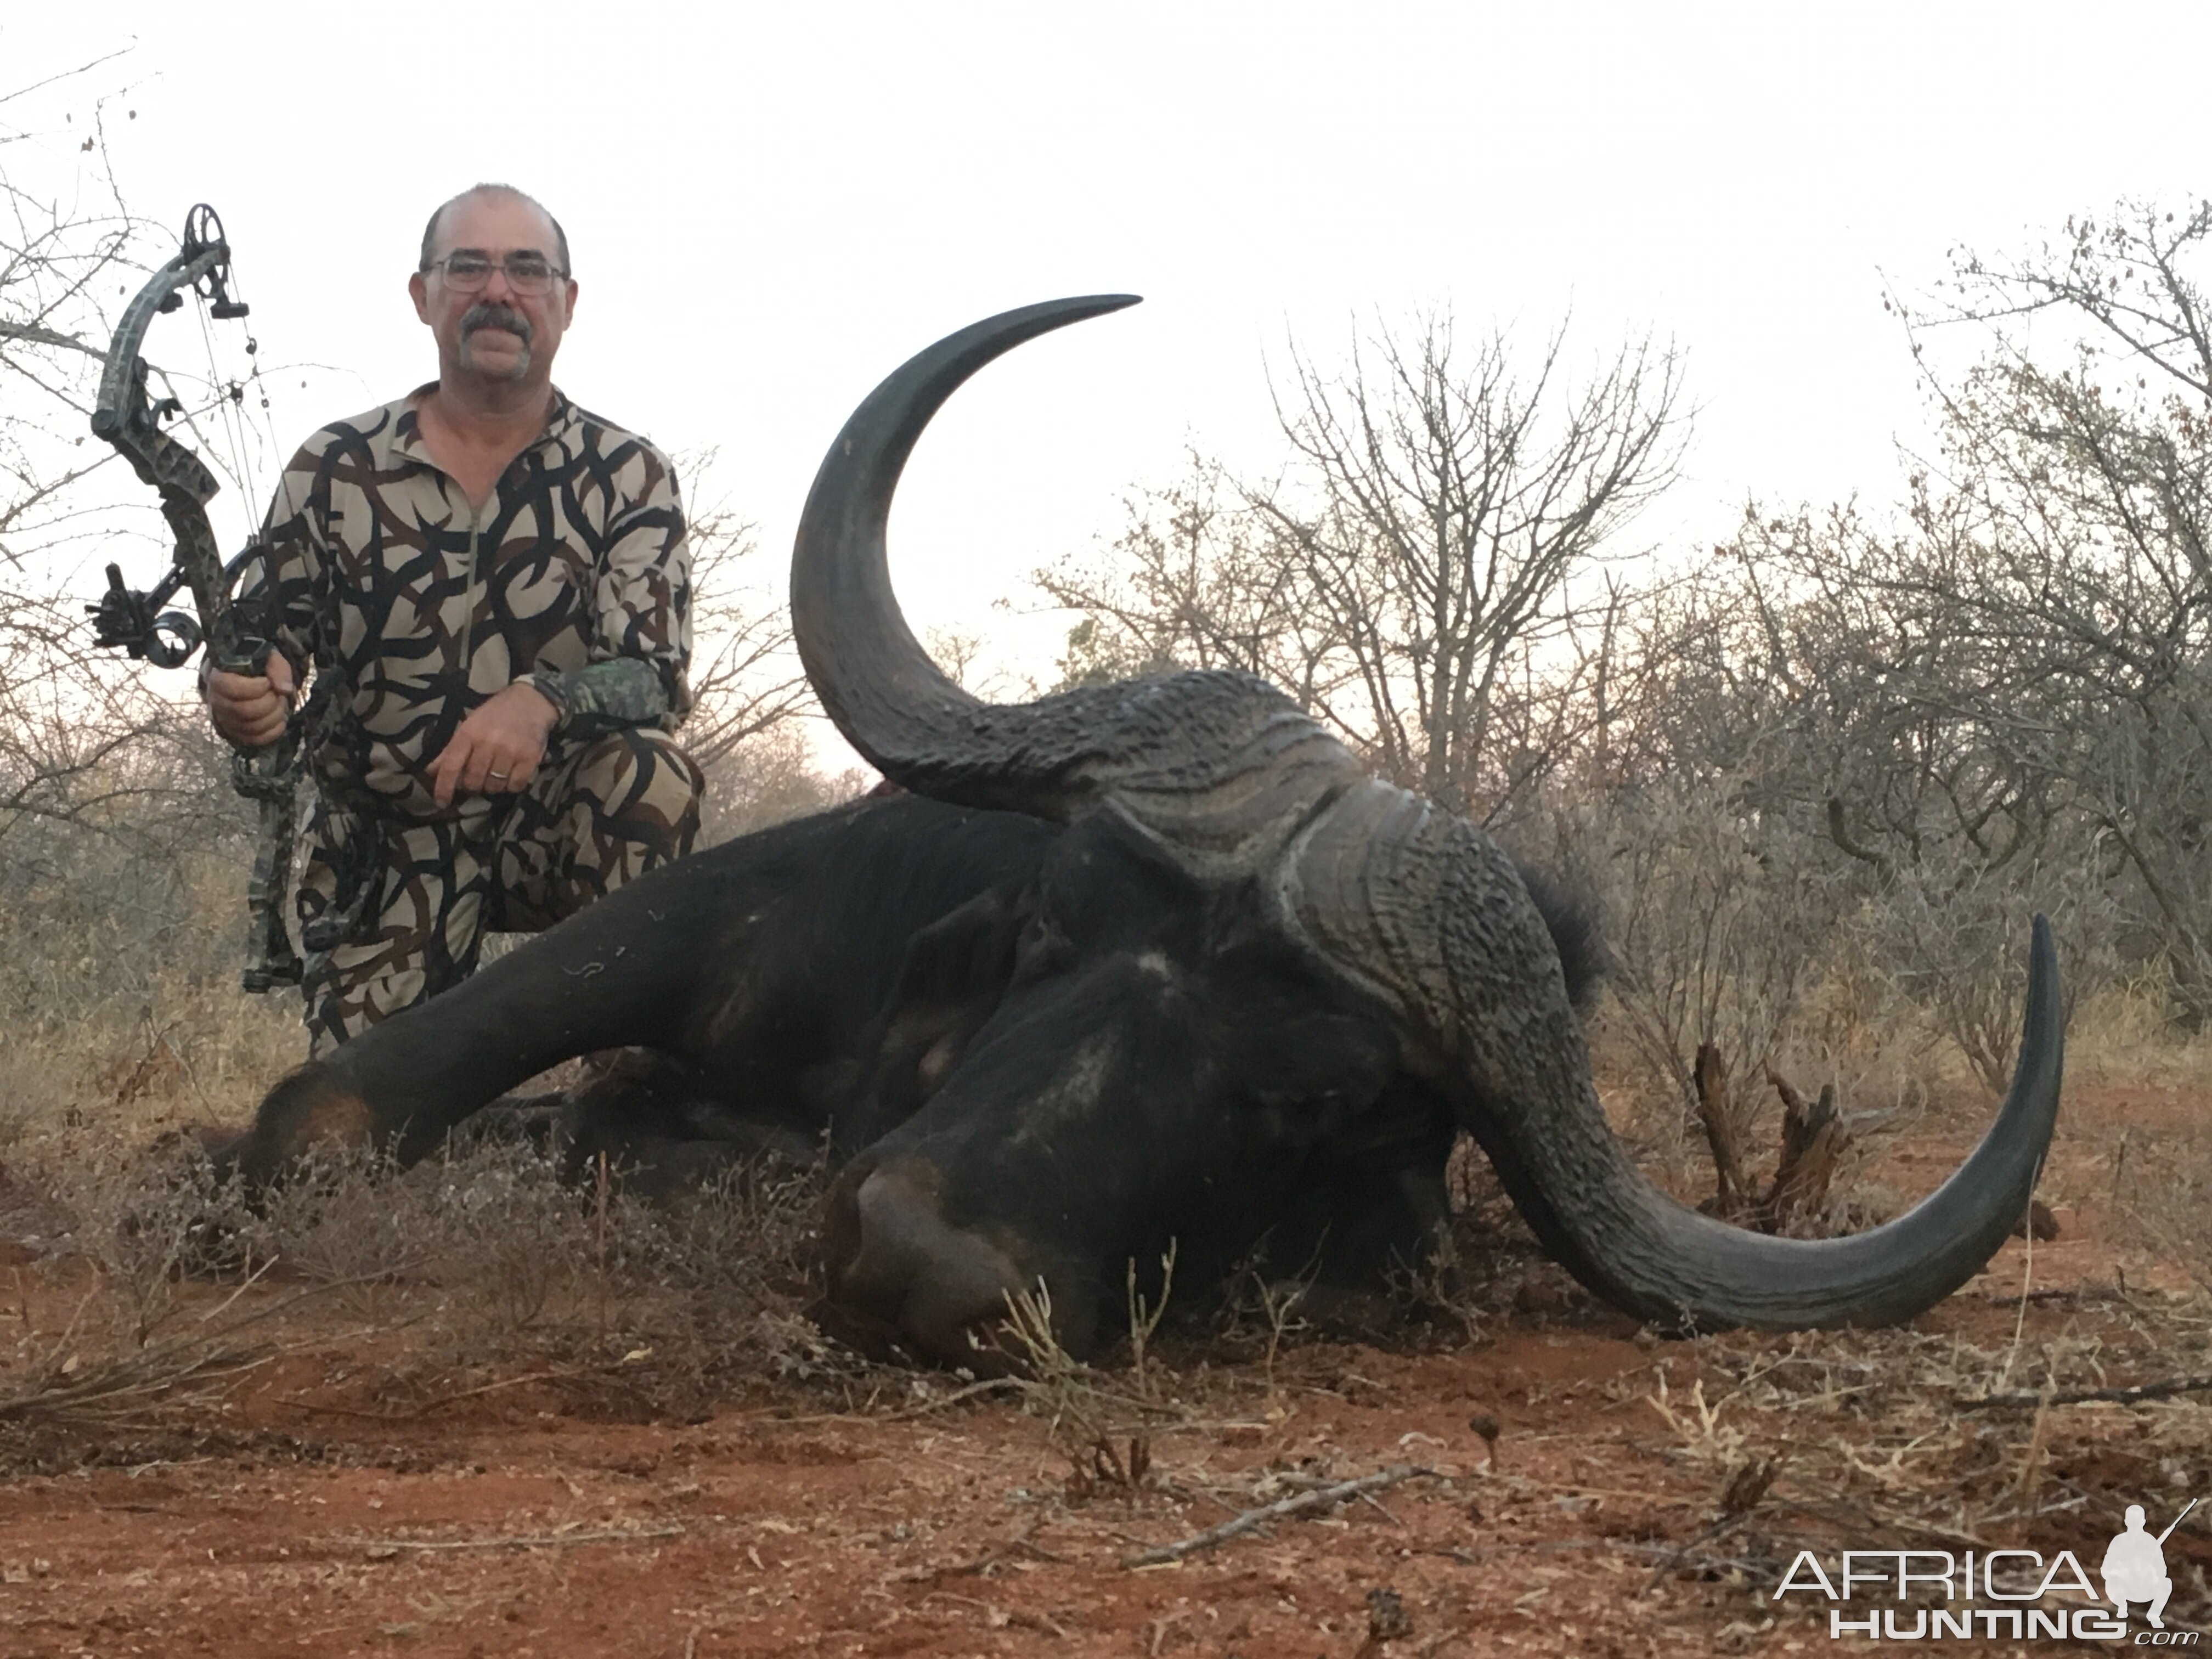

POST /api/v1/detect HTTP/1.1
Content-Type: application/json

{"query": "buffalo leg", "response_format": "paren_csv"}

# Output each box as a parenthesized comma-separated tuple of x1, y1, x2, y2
(223, 853, 741, 1184)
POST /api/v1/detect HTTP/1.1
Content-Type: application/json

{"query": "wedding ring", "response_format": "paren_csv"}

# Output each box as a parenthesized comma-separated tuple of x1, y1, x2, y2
(489, 769, 511, 781)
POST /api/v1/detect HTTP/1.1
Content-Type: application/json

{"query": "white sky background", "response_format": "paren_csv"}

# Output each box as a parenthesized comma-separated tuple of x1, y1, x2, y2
(8, 1, 2211, 765)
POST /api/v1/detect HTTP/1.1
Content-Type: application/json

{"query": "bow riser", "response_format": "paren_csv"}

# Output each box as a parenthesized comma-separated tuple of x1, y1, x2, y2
(91, 241, 231, 627)
(86, 205, 302, 993)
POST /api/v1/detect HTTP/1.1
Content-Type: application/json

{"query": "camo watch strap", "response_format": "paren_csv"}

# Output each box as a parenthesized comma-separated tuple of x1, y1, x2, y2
(526, 657, 671, 741)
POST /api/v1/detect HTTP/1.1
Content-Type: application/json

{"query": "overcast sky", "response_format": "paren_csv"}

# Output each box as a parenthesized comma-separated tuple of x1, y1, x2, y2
(9, 1, 2210, 728)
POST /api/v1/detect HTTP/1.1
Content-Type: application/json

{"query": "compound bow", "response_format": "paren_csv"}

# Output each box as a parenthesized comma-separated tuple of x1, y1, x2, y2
(86, 203, 304, 993)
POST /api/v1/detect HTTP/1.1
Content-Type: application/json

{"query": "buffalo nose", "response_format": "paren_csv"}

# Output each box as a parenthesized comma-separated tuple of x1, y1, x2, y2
(823, 1159, 1031, 1364)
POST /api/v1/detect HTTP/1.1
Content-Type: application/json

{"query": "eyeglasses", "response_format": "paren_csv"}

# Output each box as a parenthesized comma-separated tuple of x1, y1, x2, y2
(422, 251, 568, 296)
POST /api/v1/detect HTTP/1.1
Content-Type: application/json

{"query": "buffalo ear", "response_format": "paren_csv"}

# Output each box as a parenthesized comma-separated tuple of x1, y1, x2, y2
(1510, 861, 1606, 1013)
(894, 878, 1038, 1004)
(842, 881, 1037, 1143)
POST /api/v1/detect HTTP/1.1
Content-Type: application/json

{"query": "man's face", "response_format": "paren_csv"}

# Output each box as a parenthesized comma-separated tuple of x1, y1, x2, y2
(408, 193, 577, 387)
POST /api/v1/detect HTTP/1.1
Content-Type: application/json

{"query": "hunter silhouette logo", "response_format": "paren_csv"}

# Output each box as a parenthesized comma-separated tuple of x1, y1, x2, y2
(2105, 1499, 2197, 1631)
(1773, 1497, 2202, 1641)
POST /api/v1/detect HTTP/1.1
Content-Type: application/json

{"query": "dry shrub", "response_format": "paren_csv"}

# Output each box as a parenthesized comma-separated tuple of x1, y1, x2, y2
(287, 1137, 855, 1417)
(2055, 969, 2212, 1295)
(601, 1154, 817, 1300)
(0, 1133, 286, 1459)
(1573, 777, 2098, 1235)
(2071, 964, 2212, 1089)
(5, 1113, 846, 1436)
(1858, 859, 2101, 1097)
(245, 1144, 440, 1319)
(240, 1138, 589, 1336)
(443, 1147, 588, 1336)
(698, 721, 870, 845)
(1584, 778, 1871, 1197)
(2110, 1130, 2212, 1297)
(1210, 1242, 1322, 1390)
(22, 1132, 251, 1347)
(997, 1250, 1182, 1499)
(1641, 1319, 2212, 1629)
(590, 1153, 834, 1390)
(247, 1136, 823, 1366)
(3, 827, 304, 1143)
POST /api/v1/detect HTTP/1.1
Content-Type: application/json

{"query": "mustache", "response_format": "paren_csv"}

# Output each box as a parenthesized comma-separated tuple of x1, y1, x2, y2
(460, 302, 533, 343)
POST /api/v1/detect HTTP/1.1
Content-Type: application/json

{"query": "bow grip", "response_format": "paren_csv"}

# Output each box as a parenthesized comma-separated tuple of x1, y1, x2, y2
(213, 635, 276, 679)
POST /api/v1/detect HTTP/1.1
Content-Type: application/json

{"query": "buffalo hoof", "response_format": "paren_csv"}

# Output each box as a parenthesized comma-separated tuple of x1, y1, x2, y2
(163, 1122, 246, 1179)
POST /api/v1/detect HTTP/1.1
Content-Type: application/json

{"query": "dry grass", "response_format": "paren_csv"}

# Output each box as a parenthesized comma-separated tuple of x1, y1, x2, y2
(0, 1121, 842, 1464)
(3, 1051, 2208, 1643)
(1637, 1311, 2212, 1615)
(993, 1247, 1188, 1498)
(0, 729, 865, 1146)
(3, 829, 2209, 1620)
(0, 744, 877, 1463)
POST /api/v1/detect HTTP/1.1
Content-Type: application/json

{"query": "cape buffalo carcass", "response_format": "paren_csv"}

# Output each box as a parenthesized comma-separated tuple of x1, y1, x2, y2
(227, 788, 1597, 1355)
(218, 295, 2066, 1364)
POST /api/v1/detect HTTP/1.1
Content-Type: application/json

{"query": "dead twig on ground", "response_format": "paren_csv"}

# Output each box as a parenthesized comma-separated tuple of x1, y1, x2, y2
(1638, 1508, 1759, 1593)
(998, 1253, 1185, 1497)
(901, 1518, 1065, 1582)
(278, 1368, 589, 1421)
(1959, 1373, 2212, 1409)
(0, 1273, 417, 1434)
(874, 1376, 1028, 1422)
(1431, 1536, 1774, 1578)
(730, 1376, 1026, 1429)
(1121, 1464, 1430, 1567)
(0, 1342, 272, 1429)
(346, 1524, 684, 1556)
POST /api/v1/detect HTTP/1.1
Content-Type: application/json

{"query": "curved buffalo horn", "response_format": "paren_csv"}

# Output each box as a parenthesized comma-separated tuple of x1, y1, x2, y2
(792, 296, 1367, 859)
(1288, 781, 2065, 1329)
(792, 300, 2067, 1331)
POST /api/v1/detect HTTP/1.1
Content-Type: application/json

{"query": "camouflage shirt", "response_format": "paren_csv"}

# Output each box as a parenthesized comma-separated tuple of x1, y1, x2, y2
(245, 385, 691, 821)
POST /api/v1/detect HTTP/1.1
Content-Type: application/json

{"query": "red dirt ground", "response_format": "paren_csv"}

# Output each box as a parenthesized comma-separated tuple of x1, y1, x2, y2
(2, 1077, 2207, 1658)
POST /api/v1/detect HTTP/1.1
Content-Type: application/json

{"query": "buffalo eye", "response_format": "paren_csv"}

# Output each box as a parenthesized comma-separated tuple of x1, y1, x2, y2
(1013, 908, 1076, 979)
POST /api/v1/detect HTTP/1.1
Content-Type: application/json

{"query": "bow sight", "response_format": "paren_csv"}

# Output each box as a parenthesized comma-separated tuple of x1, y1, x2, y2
(85, 202, 306, 994)
(88, 204, 253, 665)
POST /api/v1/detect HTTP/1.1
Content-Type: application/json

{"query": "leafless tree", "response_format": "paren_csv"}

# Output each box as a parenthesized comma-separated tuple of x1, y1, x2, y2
(1246, 313, 1687, 816)
(1042, 313, 1688, 826)
(0, 67, 233, 870)
(1889, 199, 2212, 1018)
(1, 61, 156, 574)
(1039, 452, 1351, 703)
(1587, 515, 2108, 1102)
(1595, 766, 1858, 1150)
(670, 465, 810, 770)
(0, 70, 279, 1076)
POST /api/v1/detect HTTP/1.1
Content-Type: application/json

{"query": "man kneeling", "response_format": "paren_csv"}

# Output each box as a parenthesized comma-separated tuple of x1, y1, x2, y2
(205, 183, 702, 1055)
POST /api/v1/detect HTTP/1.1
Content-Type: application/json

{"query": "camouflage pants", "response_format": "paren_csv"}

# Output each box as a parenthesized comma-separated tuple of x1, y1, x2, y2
(298, 727, 704, 1056)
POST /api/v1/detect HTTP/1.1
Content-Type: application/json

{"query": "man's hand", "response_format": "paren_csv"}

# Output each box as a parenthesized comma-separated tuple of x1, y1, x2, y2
(206, 655, 297, 750)
(428, 681, 560, 807)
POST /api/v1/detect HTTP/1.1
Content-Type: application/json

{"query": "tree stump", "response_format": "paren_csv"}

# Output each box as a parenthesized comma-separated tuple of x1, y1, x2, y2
(1753, 1066, 1849, 1234)
(1694, 1048, 1852, 1233)
(1692, 1042, 1751, 1214)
